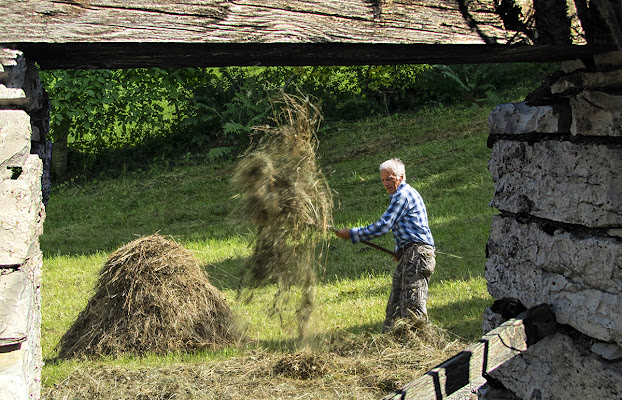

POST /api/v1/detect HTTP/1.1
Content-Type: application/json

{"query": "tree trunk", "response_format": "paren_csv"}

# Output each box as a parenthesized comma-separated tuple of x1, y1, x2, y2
(51, 123, 69, 182)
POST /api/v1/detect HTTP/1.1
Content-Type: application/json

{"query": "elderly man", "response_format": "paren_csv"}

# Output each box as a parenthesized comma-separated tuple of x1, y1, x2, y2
(335, 158, 435, 332)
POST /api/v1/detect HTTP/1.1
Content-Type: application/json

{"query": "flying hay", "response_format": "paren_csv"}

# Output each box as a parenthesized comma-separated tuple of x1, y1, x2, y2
(232, 91, 333, 338)
(57, 234, 235, 359)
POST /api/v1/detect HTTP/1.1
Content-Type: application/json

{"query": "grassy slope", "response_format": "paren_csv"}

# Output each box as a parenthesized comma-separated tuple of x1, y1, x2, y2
(40, 105, 496, 390)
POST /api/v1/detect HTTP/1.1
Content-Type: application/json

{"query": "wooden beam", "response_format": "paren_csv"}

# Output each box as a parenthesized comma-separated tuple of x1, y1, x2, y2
(8, 42, 615, 70)
(381, 304, 557, 400)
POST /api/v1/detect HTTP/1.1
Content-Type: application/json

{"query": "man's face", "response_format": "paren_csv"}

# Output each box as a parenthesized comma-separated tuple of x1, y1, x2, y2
(381, 168, 403, 194)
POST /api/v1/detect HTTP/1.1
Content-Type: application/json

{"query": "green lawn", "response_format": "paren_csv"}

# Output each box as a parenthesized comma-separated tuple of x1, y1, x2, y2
(40, 105, 496, 397)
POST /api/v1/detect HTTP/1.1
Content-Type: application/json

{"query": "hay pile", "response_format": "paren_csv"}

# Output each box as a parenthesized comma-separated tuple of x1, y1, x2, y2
(232, 91, 333, 338)
(57, 234, 235, 359)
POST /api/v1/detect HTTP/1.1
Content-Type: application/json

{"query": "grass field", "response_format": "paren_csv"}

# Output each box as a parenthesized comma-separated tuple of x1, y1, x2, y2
(40, 105, 498, 399)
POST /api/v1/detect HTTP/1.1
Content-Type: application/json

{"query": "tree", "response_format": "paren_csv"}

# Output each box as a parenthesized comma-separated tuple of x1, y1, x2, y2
(40, 68, 204, 179)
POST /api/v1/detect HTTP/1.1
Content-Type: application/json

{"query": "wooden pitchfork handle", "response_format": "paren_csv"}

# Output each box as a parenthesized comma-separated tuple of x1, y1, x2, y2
(328, 225, 398, 258)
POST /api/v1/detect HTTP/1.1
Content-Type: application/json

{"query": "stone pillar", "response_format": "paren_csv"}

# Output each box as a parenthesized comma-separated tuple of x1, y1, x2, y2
(0, 48, 48, 400)
(481, 52, 622, 399)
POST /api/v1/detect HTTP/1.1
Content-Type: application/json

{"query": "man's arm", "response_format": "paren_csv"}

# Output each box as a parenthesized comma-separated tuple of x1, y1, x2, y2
(351, 194, 408, 243)
(335, 228, 350, 240)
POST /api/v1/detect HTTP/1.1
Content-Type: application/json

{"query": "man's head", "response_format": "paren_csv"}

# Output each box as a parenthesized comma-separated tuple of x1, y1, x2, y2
(379, 158, 406, 194)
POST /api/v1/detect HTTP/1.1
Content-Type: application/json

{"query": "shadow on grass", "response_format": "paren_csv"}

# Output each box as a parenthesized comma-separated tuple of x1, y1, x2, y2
(252, 320, 385, 353)
(430, 297, 494, 341)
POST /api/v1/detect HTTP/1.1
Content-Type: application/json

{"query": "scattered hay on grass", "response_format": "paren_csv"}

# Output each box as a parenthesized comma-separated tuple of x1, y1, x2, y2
(388, 316, 452, 346)
(232, 91, 333, 338)
(273, 350, 330, 379)
(44, 322, 467, 400)
(56, 234, 236, 359)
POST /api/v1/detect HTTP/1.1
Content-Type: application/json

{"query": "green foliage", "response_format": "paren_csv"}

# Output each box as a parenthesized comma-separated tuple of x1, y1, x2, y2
(419, 62, 559, 107)
(206, 146, 235, 161)
(40, 62, 557, 181)
(178, 72, 272, 152)
(40, 68, 202, 151)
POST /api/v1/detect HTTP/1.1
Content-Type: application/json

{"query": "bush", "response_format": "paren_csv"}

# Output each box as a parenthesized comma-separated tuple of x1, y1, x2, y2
(50, 63, 559, 181)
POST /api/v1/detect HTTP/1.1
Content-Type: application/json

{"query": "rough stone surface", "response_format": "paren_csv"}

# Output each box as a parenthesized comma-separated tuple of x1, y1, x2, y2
(30, 140, 51, 206)
(489, 140, 622, 227)
(486, 216, 622, 346)
(0, 110, 31, 169)
(486, 333, 622, 400)
(0, 342, 29, 400)
(0, 253, 41, 400)
(594, 51, 622, 68)
(0, 49, 24, 82)
(550, 72, 582, 95)
(488, 102, 571, 135)
(0, 270, 31, 345)
(482, 306, 505, 334)
(560, 58, 586, 73)
(19, 248, 42, 400)
(582, 70, 622, 90)
(570, 90, 622, 136)
(0, 155, 44, 265)
(592, 342, 622, 361)
(0, 53, 44, 113)
(0, 47, 44, 400)
(553, 70, 622, 95)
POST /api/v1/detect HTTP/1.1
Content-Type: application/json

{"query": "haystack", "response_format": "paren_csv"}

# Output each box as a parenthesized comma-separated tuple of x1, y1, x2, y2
(232, 91, 333, 338)
(57, 234, 235, 359)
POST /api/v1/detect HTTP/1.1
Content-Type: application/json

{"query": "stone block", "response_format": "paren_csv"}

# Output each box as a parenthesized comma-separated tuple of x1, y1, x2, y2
(0, 49, 24, 82)
(560, 58, 586, 73)
(553, 70, 622, 95)
(582, 70, 622, 91)
(594, 51, 622, 68)
(487, 216, 622, 293)
(486, 333, 622, 399)
(0, 342, 29, 400)
(486, 216, 622, 345)
(488, 102, 571, 136)
(550, 72, 582, 95)
(489, 140, 622, 227)
(0, 110, 32, 168)
(0, 51, 44, 113)
(570, 90, 622, 136)
(0, 155, 44, 265)
(0, 270, 32, 345)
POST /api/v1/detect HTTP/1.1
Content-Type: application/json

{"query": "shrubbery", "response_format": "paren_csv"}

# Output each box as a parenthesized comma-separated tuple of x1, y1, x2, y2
(40, 62, 557, 181)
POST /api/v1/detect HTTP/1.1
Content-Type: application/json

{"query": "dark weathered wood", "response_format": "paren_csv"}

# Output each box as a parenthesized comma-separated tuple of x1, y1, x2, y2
(1, 1, 615, 68)
(8, 42, 615, 70)
(381, 305, 557, 400)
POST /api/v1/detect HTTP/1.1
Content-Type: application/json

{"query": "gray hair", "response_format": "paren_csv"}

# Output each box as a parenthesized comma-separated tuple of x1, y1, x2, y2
(379, 158, 406, 181)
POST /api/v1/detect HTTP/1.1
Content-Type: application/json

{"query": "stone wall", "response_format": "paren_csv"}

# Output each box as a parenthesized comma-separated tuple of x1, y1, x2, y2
(481, 51, 622, 399)
(0, 48, 48, 400)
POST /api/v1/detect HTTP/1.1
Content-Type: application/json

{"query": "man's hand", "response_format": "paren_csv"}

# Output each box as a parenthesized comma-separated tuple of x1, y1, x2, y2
(334, 228, 350, 240)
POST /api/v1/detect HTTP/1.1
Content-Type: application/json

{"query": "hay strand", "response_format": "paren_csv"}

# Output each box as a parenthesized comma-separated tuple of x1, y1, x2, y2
(57, 234, 235, 359)
(232, 91, 333, 339)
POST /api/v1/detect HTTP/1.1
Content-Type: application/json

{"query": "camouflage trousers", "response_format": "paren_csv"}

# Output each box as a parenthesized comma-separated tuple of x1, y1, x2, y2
(382, 243, 435, 333)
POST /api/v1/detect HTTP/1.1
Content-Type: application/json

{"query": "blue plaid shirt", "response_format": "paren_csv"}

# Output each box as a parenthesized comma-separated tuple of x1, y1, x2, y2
(350, 182, 434, 250)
